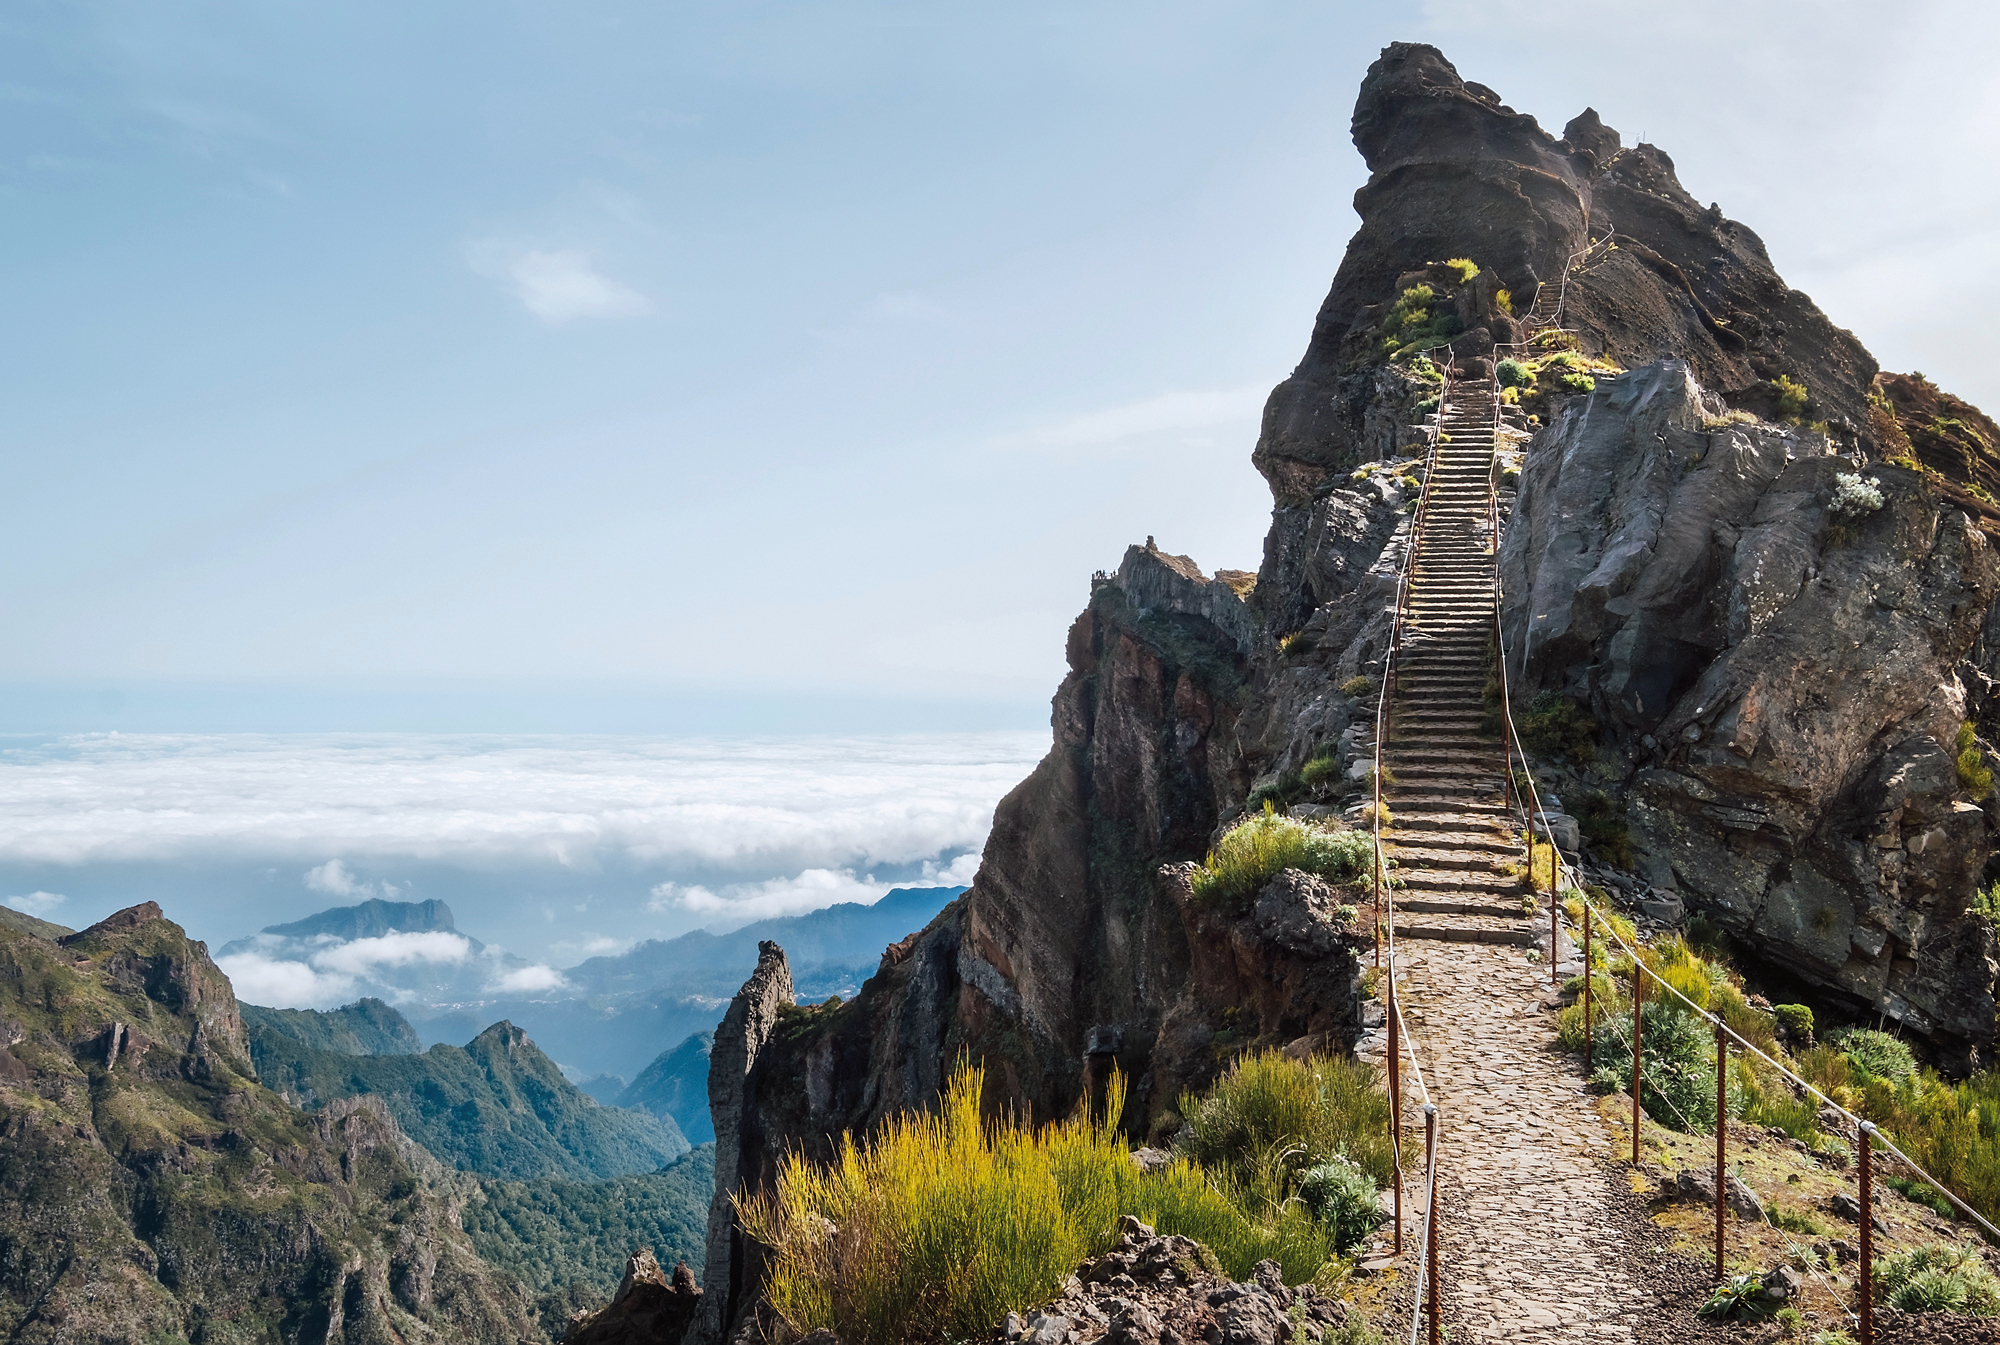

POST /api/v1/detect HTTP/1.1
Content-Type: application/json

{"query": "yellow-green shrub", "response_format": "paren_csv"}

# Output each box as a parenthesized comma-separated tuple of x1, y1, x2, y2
(738, 1061, 1357, 1344)
(1193, 807, 1373, 912)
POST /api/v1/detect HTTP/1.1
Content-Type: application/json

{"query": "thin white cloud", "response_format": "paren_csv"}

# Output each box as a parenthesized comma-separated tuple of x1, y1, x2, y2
(651, 866, 893, 923)
(506, 249, 651, 324)
(4, 891, 65, 917)
(308, 930, 470, 977)
(989, 384, 1267, 454)
(490, 963, 567, 994)
(216, 951, 355, 1009)
(304, 858, 399, 900)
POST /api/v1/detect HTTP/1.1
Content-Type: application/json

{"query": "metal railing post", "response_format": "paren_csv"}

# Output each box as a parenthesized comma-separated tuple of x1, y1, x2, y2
(1424, 1103, 1441, 1345)
(1550, 876, 1560, 988)
(1859, 1121, 1876, 1345)
(1714, 1017, 1727, 1280)
(1389, 984, 1403, 1255)
(1631, 960, 1645, 1165)
(1582, 906, 1593, 1067)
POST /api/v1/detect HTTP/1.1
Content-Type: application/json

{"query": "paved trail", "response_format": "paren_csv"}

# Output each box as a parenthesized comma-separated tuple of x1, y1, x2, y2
(1393, 943, 1654, 1342)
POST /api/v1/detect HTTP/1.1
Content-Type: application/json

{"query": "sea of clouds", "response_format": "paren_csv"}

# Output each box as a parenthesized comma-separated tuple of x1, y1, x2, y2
(0, 730, 1047, 1005)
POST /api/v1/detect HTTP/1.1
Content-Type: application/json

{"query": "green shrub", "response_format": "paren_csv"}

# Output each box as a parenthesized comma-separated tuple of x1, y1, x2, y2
(1775, 374, 1810, 423)
(738, 1060, 1346, 1345)
(1279, 631, 1314, 659)
(1441, 258, 1481, 284)
(1406, 355, 1443, 385)
(1957, 722, 1992, 797)
(1875, 1243, 2000, 1315)
(1379, 284, 1462, 359)
(1969, 482, 1998, 505)
(1699, 1272, 1766, 1320)
(1588, 999, 1720, 1132)
(1560, 372, 1596, 393)
(1297, 1155, 1381, 1253)
(1177, 1049, 1393, 1198)
(1518, 690, 1597, 762)
(1191, 807, 1373, 912)
(1339, 675, 1375, 701)
(1496, 358, 1534, 388)
(1828, 1028, 1916, 1085)
(1298, 752, 1341, 793)
(1773, 1004, 1815, 1043)
(1974, 881, 2000, 925)
(1887, 1175, 1959, 1219)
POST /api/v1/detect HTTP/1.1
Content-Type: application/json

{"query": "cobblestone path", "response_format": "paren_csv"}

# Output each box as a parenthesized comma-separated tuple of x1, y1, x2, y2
(1391, 941, 1655, 1343)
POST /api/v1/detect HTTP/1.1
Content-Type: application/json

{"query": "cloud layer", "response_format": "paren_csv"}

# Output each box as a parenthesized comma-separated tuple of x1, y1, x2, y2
(0, 731, 1047, 875)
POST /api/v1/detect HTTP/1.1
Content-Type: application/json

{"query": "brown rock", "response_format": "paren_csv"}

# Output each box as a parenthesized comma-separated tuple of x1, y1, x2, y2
(565, 1250, 702, 1345)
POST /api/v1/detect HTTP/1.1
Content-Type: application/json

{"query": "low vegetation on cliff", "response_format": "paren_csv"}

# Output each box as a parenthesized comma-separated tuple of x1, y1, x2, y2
(1556, 914, 2000, 1232)
(736, 1053, 1388, 1345)
(1190, 807, 1374, 913)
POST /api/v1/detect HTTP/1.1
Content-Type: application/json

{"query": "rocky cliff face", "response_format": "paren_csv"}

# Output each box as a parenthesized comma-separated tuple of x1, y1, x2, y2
(1500, 359, 2000, 1065)
(695, 39, 2000, 1334)
(0, 903, 539, 1344)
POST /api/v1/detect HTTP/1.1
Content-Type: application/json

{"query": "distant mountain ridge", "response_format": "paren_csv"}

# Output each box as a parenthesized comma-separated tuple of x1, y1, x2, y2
(618, 1031, 714, 1143)
(241, 996, 423, 1055)
(566, 885, 963, 999)
(256, 896, 459, 941)
(247, 1017, 689, 1182)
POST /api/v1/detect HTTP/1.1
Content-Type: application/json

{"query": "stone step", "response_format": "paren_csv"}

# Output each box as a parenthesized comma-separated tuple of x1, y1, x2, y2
(1392, 870, 1523, 898)
(1385, 827, 1518, 853)
(1385, 766, 1508, 790)
(1385, 845, 1515, 872)
(1385, 811, 1515, 833)
(1394, 895, 1529, 918)
(1391, 915, 1537, 948)
(1387, 794, 1509, 813)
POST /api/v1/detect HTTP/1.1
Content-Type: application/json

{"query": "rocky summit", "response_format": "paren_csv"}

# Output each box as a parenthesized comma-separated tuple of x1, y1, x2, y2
(687, 40, 2000, 1345)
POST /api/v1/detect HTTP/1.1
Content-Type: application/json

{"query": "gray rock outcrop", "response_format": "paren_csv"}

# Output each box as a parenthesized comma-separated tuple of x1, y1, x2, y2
(1500, 360, 2000, 1059)
(691, 941, 794, 1345)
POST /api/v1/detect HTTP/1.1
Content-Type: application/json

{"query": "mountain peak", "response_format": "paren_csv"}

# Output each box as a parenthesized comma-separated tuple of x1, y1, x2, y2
(259, 897, 458, 942)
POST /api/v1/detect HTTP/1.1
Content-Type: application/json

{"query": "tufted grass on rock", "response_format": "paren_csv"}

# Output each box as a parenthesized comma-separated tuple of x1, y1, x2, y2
(737, 1059, 1359, 1345)
(1191, 806, 1373, 913)
(1957, 722, 1993, 797)
(1875, 1243, 2000, 1315)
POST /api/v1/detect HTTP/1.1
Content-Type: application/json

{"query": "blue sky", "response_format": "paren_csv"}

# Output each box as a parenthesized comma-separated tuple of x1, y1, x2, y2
(5, 1, 1998, 731)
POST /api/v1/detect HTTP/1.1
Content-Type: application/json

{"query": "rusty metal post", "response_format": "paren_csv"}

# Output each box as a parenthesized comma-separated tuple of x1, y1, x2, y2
(1551, 877, 1560, 988)
(1425, 1103, 1441, 1345)
(1389, 985, 1403, 1255)
(1582, 906, 1594, 1067)
(1714, 1017, 1727, 1280)
(1859, 1121, 1876, 1345)
(1631, 960, 1645, 1165)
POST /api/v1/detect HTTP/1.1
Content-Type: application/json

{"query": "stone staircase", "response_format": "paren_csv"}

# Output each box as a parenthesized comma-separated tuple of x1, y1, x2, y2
(1376, 378, 1535, 948)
